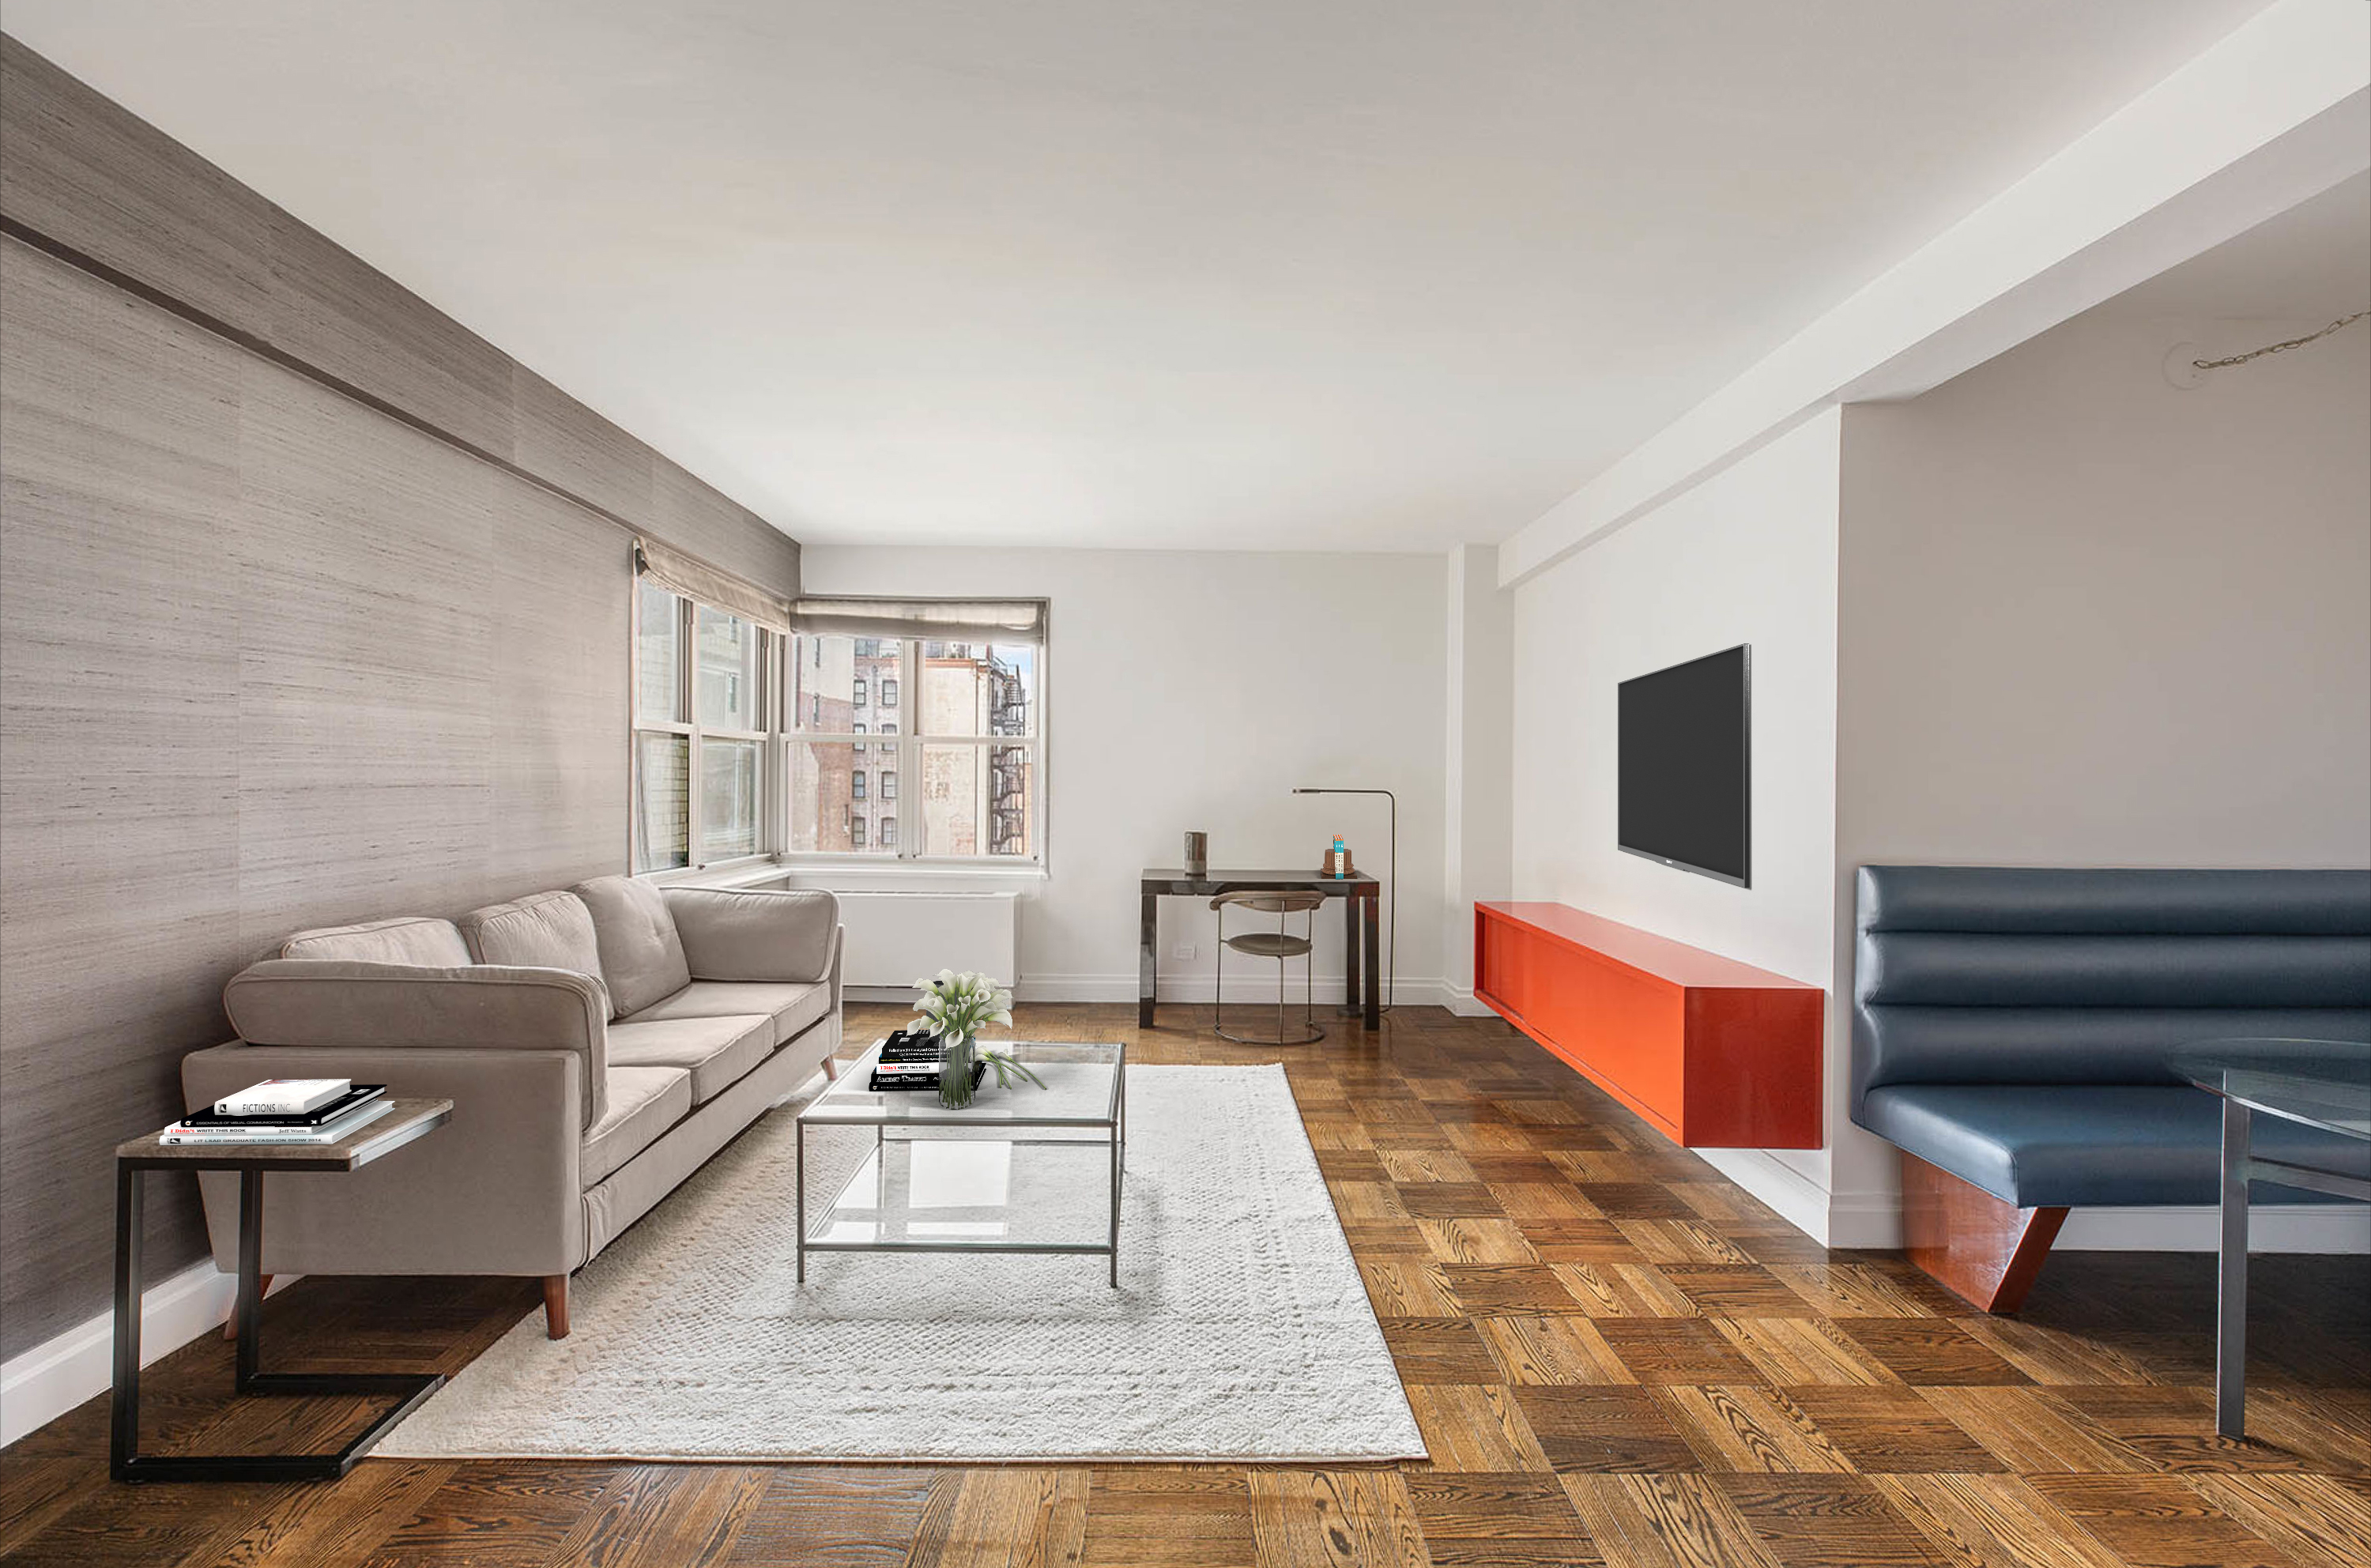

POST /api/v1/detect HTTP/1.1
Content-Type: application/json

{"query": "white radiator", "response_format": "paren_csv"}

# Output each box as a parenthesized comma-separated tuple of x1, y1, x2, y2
(829, 890, 1020, 994)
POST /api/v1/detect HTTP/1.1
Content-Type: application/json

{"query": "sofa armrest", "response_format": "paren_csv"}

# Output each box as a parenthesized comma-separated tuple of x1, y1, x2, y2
(182, 1042, 588, 1277)
(662, 886, 841, 984)
(221, 959, 608, 1122)
(825, 923, 843, 1014)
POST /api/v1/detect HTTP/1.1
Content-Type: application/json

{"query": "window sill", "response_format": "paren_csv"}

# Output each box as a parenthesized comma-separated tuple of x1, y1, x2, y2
(643, 858, 785, 891)
(775, 858, 1050, 888)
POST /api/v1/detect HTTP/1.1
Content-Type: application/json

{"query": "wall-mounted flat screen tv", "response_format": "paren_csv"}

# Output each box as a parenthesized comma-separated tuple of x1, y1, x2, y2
(1618, 644, 1750, 887)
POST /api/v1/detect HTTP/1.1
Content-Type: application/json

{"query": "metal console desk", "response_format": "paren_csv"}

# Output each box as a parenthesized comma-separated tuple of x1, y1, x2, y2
(111, 1097, 452, 1481)
(1140, 867, 1380, 1030)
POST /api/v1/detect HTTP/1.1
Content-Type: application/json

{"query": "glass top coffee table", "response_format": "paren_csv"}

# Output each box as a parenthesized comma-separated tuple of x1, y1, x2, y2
(2175, 1038, 2369, 1438)
(795, 1040, 1126, 1287)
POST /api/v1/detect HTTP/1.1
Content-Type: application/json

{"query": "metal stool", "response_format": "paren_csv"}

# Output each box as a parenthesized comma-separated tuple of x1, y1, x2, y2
(1211, 890, 1325, 1045)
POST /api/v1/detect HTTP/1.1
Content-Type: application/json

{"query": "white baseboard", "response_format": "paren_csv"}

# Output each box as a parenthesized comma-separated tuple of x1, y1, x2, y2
(1, 1261, 292, 1449)
(843, 985, 932, 1005)
(1439, 983, 1495, 1018)
(2059, 1204, 2370, 1253)
(1725, 1181, 2369, 1256)
(1691, 1148, 1839, 1246)
(1823, 1189, 1908, 1251)
(1001, 973, 1455, 1009)
(852, 975, 1467, 1012)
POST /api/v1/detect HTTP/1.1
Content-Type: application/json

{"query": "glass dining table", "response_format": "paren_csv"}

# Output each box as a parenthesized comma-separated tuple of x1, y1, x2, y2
(2173, 1039, 2369, 1439)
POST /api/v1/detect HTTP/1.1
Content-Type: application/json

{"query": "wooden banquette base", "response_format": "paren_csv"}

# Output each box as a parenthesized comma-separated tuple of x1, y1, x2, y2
(1899, 1152, 2068, 1314)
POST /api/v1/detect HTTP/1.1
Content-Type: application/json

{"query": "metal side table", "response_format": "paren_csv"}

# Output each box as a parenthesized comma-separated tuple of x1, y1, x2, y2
(2175, 1042, 2369, 1440)
(111, 1097, 452, 1481)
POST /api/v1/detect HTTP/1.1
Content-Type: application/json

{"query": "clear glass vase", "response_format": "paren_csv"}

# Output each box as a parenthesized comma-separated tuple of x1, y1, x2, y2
(937, 1032, 978, 1108)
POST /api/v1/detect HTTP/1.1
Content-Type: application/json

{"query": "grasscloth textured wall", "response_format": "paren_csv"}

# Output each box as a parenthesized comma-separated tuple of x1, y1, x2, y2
(0, 36, 798, 1357)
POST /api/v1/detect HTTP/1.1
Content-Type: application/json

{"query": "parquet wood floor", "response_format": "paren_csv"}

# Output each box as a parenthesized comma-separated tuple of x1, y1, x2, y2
(4, 1003, 2365, 1566)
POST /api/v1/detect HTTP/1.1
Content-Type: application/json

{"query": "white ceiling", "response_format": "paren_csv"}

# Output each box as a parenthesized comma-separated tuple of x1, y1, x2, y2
(2103, 170, 2370, 320)
(3, 1, 2281, 552)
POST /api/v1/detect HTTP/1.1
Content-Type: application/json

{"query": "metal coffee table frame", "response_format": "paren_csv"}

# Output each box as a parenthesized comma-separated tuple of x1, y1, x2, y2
(2180, 1042, 2370, 1440)
(796, 1041, 1127, 1287)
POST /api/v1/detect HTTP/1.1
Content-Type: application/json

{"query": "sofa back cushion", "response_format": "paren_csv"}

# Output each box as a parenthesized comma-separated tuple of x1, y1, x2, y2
(460, 891, 605, 981)
(280, 917, 472, 967)
(663, 887, 840, 982)
(224, 959, 609, 1123)
(571, 876, 693, 1018)
(1853, 865, 2371, 1118)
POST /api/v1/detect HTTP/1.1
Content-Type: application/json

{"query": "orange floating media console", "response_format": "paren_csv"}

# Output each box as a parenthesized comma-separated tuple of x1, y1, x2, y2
(1474, 902, 1823, 1149)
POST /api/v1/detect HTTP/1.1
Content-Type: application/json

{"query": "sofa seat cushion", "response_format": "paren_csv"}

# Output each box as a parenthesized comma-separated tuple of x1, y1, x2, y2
(1860, 1084, 2371, 1208)
(458, 891, 605, 982)
(279, 917, 471, 967)
(573, 876, 694, 1017)
(623, 980, 832, 1046)
(605, 1012, 774, 1103)
(583, 1065, 692, 1184)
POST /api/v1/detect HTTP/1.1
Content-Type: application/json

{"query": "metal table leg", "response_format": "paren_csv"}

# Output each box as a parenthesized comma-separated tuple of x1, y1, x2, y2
(108, 1163, 143, 1480)
(1342, 891, 1362, 1016)
(1108, 1066, 1127, 1288)
(1361, 890, 1382, 1030)
(2216, 1098, 2252, 1439)
(1140, 892, 1159, 1027)
(111, 1165, 444, 1483)
(796, 1118, 809, 1284)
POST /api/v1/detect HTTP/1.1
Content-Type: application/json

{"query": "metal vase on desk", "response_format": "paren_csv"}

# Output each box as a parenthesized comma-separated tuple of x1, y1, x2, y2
(1183, 831, 1208, 877)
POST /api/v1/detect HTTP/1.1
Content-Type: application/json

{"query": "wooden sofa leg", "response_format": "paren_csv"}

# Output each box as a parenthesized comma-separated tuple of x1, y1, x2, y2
(820, 1054, 839, 1081)
(1900, 1153, 2068, 1314)
(542, 1274, 571, 1340)
(223, 1275, 273, 1340)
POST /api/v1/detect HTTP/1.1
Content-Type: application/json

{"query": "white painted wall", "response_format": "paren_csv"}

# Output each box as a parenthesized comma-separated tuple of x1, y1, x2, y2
(1500, 0, 2369, 585)
(793, 547, 1448, 1005)
(1836, 306, 2371, 1250)
(1839, 312, 2371, 869)
(1510, 411, 1845, 1238)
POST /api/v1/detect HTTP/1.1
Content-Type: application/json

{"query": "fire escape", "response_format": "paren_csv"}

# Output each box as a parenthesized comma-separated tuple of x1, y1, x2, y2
(986, 655, 1029, 855)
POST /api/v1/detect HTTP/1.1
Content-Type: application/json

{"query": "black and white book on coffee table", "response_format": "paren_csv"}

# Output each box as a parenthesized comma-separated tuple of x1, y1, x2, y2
(869, 1060, 987, 1093)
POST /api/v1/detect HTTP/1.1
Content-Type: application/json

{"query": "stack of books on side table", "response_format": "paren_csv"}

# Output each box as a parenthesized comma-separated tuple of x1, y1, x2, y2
(160, 1079, 393, 1144)
(868, 1031, 988, 1094)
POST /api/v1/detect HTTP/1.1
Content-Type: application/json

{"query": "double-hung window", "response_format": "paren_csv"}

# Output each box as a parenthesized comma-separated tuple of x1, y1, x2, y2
(632, 577, 779, 872)
(786, 600, 1043, 863)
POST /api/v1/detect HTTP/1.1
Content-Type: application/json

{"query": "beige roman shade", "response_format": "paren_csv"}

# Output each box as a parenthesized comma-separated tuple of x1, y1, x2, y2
(635, 538, 793, 631)
(790, 596, 1047, 642)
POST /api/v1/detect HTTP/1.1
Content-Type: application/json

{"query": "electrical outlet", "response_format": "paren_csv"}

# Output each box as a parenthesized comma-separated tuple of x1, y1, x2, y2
(1171, 943, 1197, 960)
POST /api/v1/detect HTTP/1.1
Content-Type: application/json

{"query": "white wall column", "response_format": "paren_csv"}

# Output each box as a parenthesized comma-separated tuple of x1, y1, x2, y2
(1442, 543, 1513, 1012)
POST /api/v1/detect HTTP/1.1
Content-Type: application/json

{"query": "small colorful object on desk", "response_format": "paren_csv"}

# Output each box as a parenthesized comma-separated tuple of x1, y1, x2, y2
(1321, 835, 1355, 877)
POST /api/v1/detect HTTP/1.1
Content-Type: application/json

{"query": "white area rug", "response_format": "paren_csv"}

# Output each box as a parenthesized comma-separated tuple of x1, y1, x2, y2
(379, 1065, 1425, 1462)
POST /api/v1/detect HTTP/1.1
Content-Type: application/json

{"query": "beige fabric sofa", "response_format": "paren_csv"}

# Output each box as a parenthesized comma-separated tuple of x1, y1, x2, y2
(183, 877, 842, 1337)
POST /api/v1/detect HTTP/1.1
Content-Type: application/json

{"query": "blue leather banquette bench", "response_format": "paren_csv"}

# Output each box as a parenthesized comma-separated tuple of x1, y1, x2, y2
(1852, 865, 2371, 1310)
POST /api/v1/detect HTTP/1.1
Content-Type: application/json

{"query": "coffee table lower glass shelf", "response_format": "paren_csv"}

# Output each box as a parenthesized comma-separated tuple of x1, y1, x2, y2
(795, 1041, 1125, 1287)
